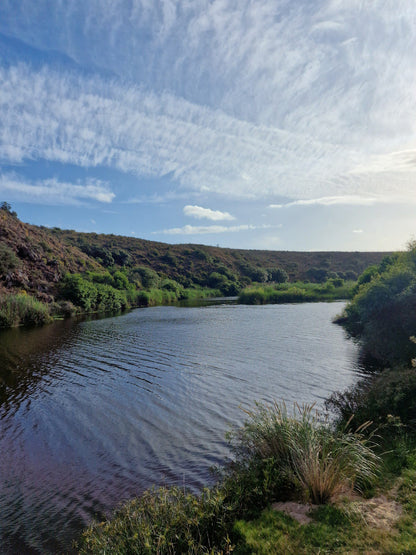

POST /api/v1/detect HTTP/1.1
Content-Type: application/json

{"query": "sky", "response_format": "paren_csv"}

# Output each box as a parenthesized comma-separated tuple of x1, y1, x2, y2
(0, 0, 415, 251)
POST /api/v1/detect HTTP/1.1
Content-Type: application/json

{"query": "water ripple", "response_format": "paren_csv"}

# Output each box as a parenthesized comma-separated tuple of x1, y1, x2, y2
(0, 302, 363, 554)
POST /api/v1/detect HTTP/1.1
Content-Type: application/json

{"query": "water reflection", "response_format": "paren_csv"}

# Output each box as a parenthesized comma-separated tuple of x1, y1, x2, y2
(0, 302, 363, 554)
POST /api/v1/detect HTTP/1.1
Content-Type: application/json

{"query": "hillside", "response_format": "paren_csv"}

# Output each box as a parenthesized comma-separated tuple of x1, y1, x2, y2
(54, 228, 389, 292)
(0, 205, 389, 303)
(0, 207, 100, 302)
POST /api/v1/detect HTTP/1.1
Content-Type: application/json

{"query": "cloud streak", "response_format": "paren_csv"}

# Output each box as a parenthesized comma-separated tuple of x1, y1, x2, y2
(183, 205, 235, 221)
(0, 173, 115, 205)
(156, 224, 276, 235)
(270, 193, 416, 208)
(1, 62, 415, 205)
(0, 2, 415, 207)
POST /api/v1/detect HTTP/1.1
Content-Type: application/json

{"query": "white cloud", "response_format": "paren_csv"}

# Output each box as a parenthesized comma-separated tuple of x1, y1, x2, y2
(353, 229, 363, 233)
(0, 173, 115, 204)
(269, 194, 416, 208)
(156, 224, 276, 235)
(2, 62, 415, 205)
(0, 2, 415, 205)
(183, 205, 235, 221)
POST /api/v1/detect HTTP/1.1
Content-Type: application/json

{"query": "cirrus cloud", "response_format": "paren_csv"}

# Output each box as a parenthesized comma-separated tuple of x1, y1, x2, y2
(0, 173, 115, 205)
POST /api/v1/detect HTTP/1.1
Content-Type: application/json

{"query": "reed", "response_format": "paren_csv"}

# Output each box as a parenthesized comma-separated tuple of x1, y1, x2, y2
(0, 293, 52, 327)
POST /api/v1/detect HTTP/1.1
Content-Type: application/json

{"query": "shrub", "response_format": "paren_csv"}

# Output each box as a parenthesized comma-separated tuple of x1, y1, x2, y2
(60, 274, 129, 313)
(79, 486, 233, 554)
(0, 244, 20, 276)
(133, 267, 160, 289)
(112, 270, 129, 290)
(327, 367, 416, 433)
(343, 266, 416, 365)
(268, 268, 289, 283)
(60, 274, 98, 311)
(51, 300, 77, 318)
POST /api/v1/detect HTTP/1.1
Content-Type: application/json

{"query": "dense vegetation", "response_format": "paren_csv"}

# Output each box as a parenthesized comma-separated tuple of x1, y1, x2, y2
(79, 242, 416, 553)
(336, 245, 416, 366)
(238, 279, 354, 304)
(0, 203, 388, 327)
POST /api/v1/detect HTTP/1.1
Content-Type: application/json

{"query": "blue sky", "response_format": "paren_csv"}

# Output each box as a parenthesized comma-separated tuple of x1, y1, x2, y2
(0, 1, 415, 251)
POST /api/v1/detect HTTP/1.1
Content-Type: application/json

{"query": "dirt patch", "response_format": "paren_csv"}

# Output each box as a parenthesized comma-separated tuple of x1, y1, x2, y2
(272, 501, 317, 525)
(352, 495, 402, 529)
(272, 493, 402, 529)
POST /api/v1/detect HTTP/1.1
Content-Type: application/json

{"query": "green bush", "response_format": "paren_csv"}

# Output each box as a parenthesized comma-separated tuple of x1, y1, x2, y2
(79, 486, 233, 555)
(112, 270, 129, 290)
(343, 264, 416, 365)
(61, 274, 129, 313)
(327, 367, 416, 434)
(238, 281, 355, 305)
(268, 268, 289, 284)
(133, 266, 160, 289)
(61, 274, 98, 311)
(0, 243, 20, 276)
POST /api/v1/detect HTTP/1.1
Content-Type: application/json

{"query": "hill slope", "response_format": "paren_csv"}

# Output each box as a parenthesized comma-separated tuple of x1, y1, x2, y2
(0, 205, 389, 301)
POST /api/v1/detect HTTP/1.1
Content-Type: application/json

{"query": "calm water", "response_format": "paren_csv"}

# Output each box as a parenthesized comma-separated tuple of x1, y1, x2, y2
(0, 301, 363, 554)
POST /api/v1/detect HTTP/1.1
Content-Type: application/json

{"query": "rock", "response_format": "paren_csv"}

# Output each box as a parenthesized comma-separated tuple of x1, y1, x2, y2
(17, 245, 40, 262)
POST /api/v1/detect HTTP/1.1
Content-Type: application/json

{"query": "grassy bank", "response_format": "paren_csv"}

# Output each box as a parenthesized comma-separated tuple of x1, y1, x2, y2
(0, 271, 221, 328)
(78, 402, 381, 554)
(0, 293, 52, 327)
(78, 396, 416, 554)
(238, 279, 355, 305)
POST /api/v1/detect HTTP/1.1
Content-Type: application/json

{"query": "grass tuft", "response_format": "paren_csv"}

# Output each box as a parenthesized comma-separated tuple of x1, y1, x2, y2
(226, 402, 379, 505)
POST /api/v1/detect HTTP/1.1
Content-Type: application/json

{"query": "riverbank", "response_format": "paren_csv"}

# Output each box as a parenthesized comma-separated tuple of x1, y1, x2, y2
(238, 279, 355, 304)
(79, 395, 416, 554)
(0, 276, 354, 330)
(0, 283, 222, 329)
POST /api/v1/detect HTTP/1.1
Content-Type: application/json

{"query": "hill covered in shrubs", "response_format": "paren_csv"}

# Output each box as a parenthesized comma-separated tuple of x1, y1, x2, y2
(0, 202, 389, 326)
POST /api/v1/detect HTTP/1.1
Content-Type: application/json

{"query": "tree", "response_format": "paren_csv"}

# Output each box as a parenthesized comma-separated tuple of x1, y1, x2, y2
(0, 202, 17, 217)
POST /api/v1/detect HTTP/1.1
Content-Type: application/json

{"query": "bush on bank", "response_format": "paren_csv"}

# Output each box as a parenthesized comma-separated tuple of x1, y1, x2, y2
(80, 486, 233, 555)
(339, 244, 416, 366)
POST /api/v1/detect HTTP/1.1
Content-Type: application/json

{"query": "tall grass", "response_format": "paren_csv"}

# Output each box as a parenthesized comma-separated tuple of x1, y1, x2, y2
(238, 281, 355, 305)
(133, 286, 221, 307)
(227, 402, 379, 505)
(0, 293, 52, 327)
(79, 486, 233, 555)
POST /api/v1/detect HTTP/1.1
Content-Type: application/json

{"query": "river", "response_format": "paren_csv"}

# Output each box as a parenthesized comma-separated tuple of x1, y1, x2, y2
(0, 301, 363, 553)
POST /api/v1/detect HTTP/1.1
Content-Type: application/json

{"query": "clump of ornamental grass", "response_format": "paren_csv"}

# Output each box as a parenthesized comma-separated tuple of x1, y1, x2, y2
(226, 402, 379, 506)
(79, 486, 233, 555)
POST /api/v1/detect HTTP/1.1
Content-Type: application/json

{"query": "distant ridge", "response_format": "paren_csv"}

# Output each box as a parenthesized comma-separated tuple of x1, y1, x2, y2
(0, 206, 390, 301)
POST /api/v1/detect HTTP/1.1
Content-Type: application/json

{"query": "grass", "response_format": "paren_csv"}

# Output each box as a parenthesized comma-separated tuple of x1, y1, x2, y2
(238, 280, 355, 305)
(233, 455, 416, 554)
(79, 486, 233, 555)
(225, 403, 379, 505)
(0, 293, 52, 327)
(132, 286, 221, 307)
